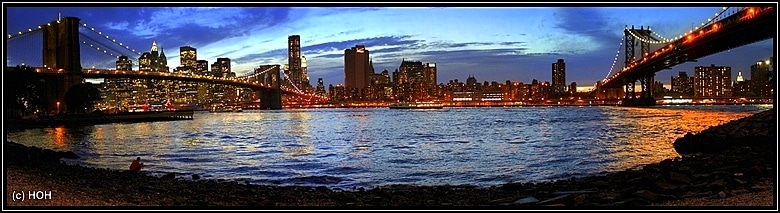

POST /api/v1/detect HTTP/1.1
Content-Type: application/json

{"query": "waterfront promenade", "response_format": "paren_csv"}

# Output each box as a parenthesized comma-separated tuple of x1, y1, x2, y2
(4, 109, 775, 208)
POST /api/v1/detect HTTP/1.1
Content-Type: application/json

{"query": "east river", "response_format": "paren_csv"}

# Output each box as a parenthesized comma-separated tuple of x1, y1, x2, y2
(6, 105, 772, 189)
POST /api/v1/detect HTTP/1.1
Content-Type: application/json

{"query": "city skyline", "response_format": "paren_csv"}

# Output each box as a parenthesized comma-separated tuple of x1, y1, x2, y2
(5, 4, 775, 88)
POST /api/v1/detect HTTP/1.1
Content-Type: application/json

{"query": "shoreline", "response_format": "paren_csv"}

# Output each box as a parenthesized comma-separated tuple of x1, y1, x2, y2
(5, 110, 194, 130)
(4, 109, 776, 208)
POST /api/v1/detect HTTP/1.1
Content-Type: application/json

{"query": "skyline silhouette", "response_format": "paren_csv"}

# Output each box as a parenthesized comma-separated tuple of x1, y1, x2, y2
(5, 4, 775, 89)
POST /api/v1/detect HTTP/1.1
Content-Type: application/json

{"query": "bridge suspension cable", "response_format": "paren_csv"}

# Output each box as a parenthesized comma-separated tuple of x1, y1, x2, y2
(644, 7, 731, 43)
(80, 40, 121, 60)
(79, 32, 135, 58)
(285, 75, 304, 94)
(5, 19, 58, 41)
(604, 36, 624, 81)
(237, 65, 276, 80)
(79, 22, 143, 56)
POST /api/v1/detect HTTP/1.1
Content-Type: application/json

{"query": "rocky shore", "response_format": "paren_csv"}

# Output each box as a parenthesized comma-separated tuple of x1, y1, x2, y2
(4, 109, 776, 208)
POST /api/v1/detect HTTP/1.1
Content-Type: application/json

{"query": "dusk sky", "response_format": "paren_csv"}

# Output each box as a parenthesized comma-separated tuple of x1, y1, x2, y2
(5, 4, 775, 90)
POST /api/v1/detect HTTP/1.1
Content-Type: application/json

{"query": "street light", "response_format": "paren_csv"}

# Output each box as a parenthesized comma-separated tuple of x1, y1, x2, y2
(56, 101, 60, 113)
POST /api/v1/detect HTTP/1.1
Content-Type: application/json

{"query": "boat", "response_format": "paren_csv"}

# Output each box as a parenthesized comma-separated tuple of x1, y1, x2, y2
(388, 102, 444, 109)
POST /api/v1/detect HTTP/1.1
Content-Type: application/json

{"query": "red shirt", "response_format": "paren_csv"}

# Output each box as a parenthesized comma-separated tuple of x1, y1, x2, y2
(130, 159, 141, 171)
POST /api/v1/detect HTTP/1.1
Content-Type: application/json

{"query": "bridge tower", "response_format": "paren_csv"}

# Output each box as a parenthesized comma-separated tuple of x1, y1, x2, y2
(42, 16, 83, 113)
(256, 65, 283, 110)
(623, 26, 637, 101)
(621, 25, 656, 106)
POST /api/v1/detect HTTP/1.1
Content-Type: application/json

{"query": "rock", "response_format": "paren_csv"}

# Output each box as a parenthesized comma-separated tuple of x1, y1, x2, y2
(162, 173, 176, 179)
(632, 190, 660, 202)
(552, 190, 596, 195)
(513, 197, 539, 205)
(573, 194, 588, 205)
(654, 182, 679, 192)
(538, 194, 570, 205)
(668, 171, 691, 184)
(192, 174, 200, 180)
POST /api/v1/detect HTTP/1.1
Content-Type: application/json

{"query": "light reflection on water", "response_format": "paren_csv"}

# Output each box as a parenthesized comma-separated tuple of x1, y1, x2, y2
(6, 105, 771, 189)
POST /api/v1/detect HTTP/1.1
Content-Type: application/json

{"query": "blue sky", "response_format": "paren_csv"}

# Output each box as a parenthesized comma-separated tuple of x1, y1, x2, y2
(4, 4, 775, 89)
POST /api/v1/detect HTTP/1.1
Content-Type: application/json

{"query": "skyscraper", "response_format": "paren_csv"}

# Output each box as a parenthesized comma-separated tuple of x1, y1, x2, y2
(288, 35, 302, 88)
(751, 58, 772, 97)
(315, 78, 326, 96)
(552, 59, 566, 94)
(116, 55, 132, 71)
(344, 45, 371, 94)
(180, 46, 197, 67)
(196, 60, 208, 75)
(216, 58, 231, 77)
(301, 55, 311, 91)
(671, 71, 694, 94)
(694, 64, 731, 97)
(424, 63, 437, 91)
(139, 41, 168, 72)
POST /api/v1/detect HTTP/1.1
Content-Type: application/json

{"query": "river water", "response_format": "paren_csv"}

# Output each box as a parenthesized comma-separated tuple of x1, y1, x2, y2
(6, 105, 771, 189)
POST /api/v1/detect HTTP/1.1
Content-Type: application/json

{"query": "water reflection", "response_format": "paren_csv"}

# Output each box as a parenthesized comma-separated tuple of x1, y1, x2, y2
(6, 105, 769, 188)
(281, 110, 314, 158)
(602, 106, 757, 171)
(53, 127, 66, 148)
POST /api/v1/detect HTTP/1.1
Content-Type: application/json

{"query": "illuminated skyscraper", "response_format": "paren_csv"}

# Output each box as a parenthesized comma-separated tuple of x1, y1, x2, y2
(216, 58, 231, 77)
(424, 62, 437, 91)
(288, 35, 302, 88)
(736, 71, 744, 82)
(196, 60, 208, 75)
(751, 58, 772, 97)
(180, 46, 197, 67)
(344, 45, 371, 95)
(139, 41, 168, 72)
(301, 55, 312, 91)
(116, 55, 132, 71)
(694, 64, 731, 97)
(552, 59, 566, 94)
(671, 71, 694, 94)
(315, 78, 326, 96)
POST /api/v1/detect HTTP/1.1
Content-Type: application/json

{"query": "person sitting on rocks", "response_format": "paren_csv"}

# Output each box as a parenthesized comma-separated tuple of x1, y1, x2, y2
(129, 157, 144, 173)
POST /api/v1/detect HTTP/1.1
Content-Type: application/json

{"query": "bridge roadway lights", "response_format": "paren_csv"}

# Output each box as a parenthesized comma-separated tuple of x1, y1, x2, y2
(621, 97, 656, 107)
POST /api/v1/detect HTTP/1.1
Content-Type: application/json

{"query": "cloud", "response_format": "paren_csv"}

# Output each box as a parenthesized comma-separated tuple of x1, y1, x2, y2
(301, 35, 421, 55)
(103, 7, 292, 41)
(548, 8, 621, 53)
